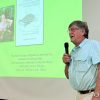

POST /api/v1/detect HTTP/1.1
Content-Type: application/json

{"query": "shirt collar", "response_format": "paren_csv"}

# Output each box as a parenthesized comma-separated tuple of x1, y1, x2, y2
(72, 38, 88, 52)
(79, 38, 88, 48)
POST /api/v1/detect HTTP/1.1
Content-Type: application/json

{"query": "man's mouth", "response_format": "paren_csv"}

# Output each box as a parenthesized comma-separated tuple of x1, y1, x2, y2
(70, 36, 74, 38)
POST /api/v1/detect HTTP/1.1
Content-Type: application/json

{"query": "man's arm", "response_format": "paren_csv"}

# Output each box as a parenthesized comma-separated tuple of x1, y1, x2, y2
(64, 64, 69, 79)
(92, 63, 100, 100)
(95, 63, 100, 92)
(62, 54, 71, 79)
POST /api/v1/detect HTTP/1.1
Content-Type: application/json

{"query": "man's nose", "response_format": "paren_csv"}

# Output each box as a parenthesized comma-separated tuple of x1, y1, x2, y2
(69, 31, 74, 35)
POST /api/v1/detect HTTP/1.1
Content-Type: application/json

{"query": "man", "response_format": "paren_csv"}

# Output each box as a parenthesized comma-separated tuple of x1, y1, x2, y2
(62, 20, 100, 100)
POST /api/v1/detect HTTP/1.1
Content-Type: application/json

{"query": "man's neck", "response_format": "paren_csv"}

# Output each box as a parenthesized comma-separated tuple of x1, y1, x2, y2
(75, 37, 85, 47)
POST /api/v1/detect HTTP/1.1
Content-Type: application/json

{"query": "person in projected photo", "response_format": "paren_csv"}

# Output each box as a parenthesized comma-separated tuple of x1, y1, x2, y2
(62, 20, 100, 100)
(0, 14, 13, 40)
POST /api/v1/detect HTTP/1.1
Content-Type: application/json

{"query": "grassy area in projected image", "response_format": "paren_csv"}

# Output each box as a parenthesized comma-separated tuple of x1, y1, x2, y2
(0, 0, 82, 78)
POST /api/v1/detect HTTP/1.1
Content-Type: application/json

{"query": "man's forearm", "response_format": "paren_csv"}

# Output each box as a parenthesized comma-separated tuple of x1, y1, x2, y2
(64, 64, 69, 79)
(95, 63, 100, 93)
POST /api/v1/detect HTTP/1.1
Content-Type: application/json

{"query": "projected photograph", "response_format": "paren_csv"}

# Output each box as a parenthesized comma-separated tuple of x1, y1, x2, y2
(0, 5, 14, 42)
(16, 0, 43, 46)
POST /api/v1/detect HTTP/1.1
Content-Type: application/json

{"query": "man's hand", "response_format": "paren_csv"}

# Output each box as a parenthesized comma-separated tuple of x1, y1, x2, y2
(62, 53, 71, 64)
(92, 96, 100, 100)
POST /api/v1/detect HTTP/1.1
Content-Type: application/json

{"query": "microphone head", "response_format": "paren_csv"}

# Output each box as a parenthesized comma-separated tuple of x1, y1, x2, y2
(64, 42, 69, 54)
(64, 42, 69, 48)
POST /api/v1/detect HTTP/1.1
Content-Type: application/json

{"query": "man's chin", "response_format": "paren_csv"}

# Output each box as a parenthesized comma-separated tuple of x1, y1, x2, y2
(70, 39, 74, 42)
(70, 39, 75, 43)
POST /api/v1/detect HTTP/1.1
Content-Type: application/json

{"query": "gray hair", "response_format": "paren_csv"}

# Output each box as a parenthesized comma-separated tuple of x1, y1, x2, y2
(68, 20, 89, 39)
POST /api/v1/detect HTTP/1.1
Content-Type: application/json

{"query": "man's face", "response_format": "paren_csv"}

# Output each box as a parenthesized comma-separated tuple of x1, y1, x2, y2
(68, 25, 85, 46)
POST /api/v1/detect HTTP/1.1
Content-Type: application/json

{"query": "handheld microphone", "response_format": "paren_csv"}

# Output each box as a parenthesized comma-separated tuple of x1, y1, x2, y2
(64, 42, 69, 54)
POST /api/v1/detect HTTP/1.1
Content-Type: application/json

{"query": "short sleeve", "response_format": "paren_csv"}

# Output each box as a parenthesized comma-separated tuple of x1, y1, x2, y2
(91, 41, 100, 65)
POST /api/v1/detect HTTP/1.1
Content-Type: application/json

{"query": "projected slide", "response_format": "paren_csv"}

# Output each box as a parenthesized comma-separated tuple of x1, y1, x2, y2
(16, 0, 43, 46)
(0, 0, 82, 78)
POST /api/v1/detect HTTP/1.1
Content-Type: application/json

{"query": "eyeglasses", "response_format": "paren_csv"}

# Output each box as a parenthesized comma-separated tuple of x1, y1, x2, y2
(68, 27, 80, 33)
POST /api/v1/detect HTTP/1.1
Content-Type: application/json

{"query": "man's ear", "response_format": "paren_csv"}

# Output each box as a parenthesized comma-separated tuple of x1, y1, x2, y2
(81, 29, 85, 36)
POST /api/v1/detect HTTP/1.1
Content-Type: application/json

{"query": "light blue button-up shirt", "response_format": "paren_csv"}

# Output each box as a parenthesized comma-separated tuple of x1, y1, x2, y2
(69, 39, 100, 91)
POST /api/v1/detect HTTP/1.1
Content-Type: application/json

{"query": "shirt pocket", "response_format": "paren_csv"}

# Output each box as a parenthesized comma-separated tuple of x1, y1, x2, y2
(74, 55, 89, 72)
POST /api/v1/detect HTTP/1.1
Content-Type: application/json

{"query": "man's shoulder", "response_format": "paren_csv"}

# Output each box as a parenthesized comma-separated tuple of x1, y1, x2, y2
(90, 39, 100, 45)
(87, 39, 100, 50)
(87, 39, 100, 45)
